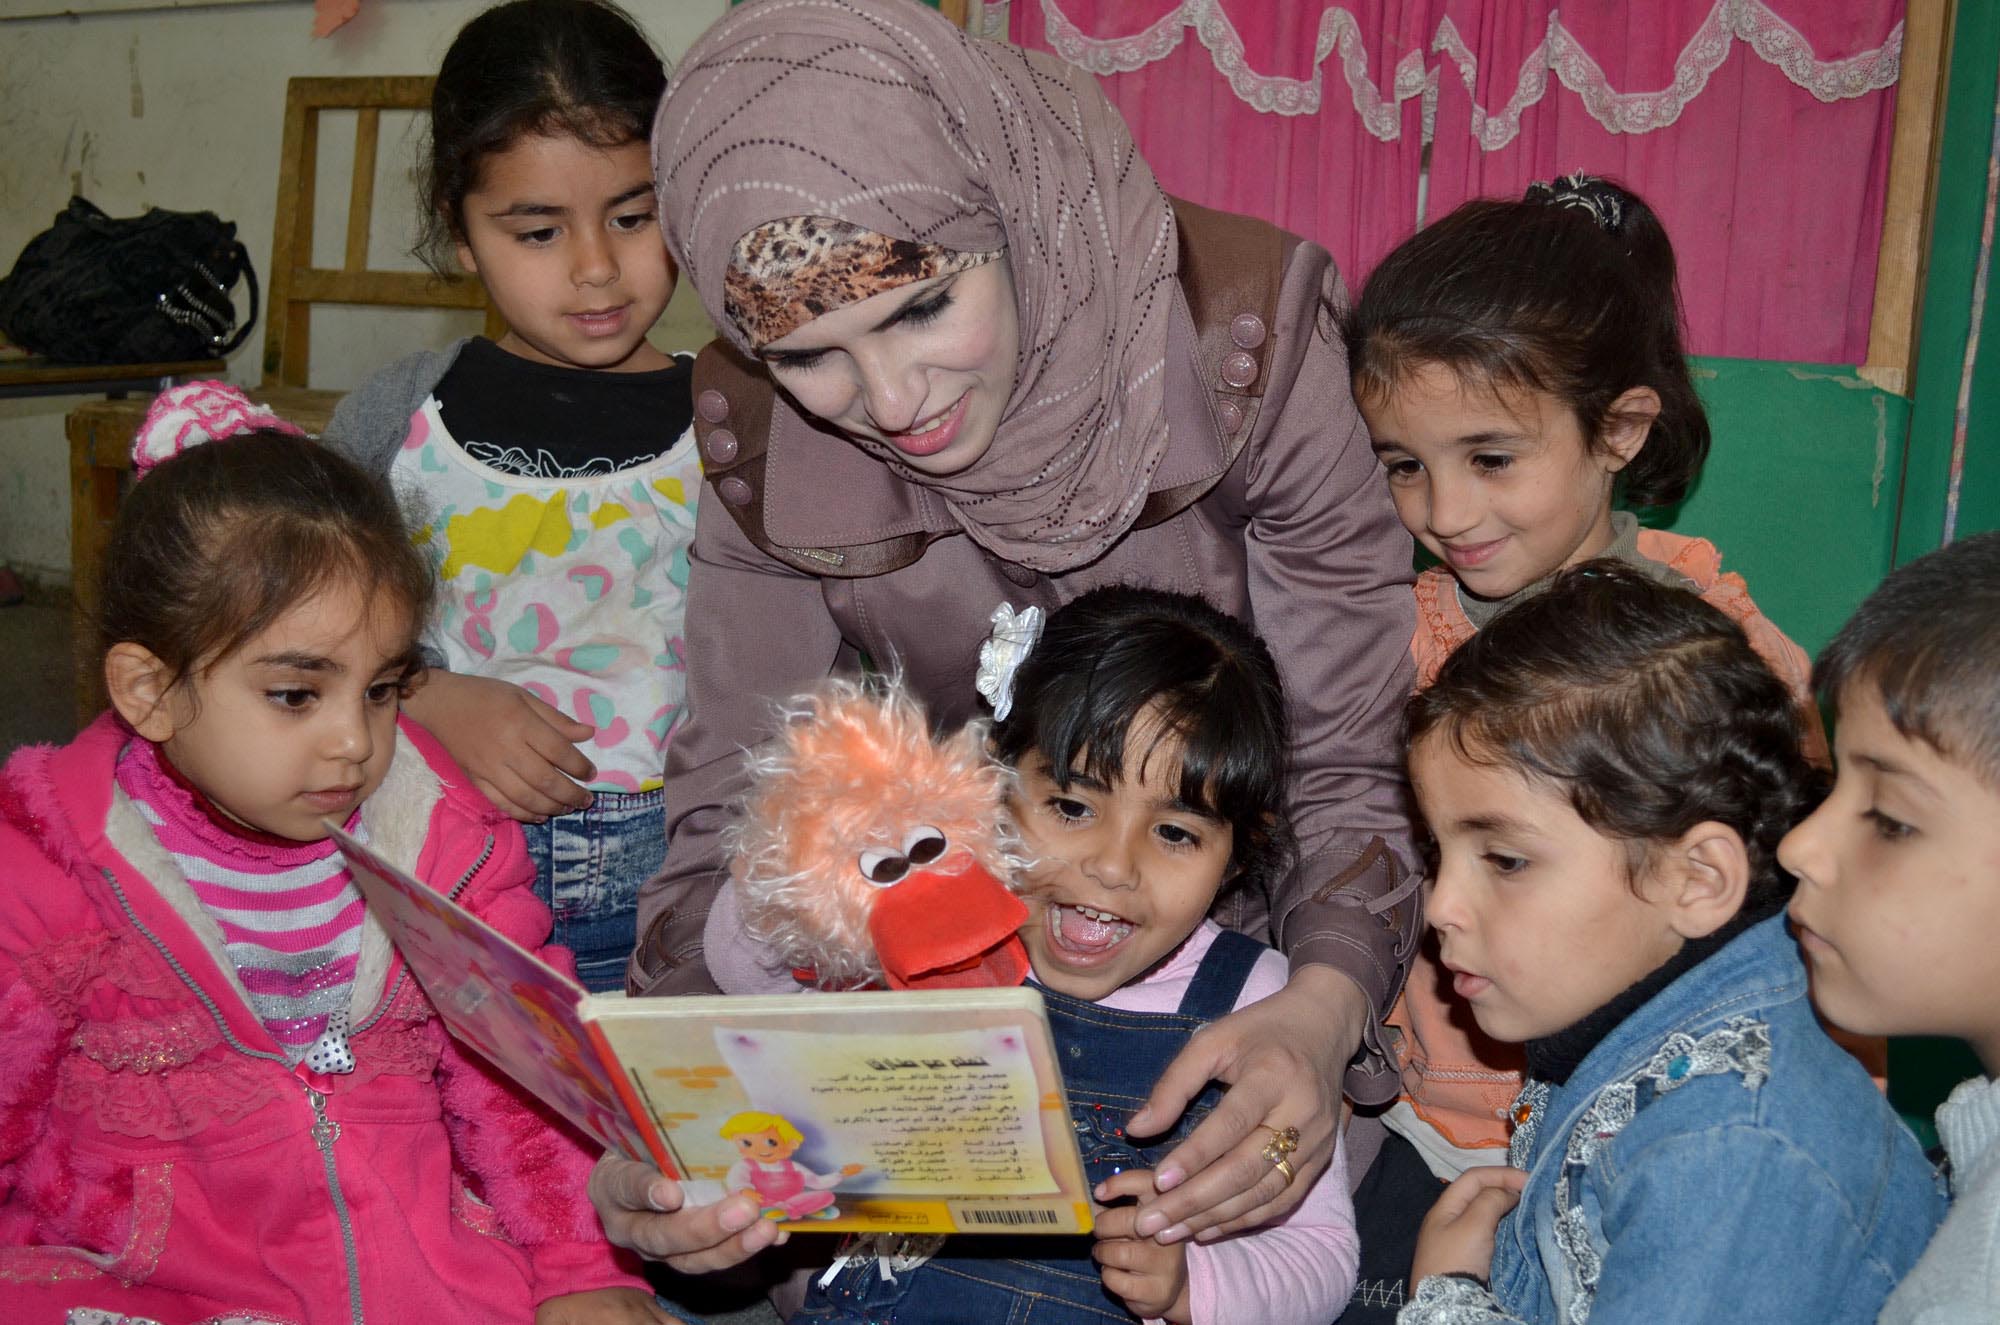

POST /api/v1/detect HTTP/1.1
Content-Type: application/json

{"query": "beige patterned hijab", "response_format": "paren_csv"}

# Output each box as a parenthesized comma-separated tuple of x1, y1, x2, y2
(654, 0, 1179, 574)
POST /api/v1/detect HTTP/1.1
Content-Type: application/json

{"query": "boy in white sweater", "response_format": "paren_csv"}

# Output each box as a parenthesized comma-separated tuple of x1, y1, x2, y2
(1780, 531, 2000, 1324)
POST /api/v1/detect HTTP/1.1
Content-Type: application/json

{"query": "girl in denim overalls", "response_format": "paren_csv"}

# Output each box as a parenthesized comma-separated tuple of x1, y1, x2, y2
(800, 587, 1359, 1325)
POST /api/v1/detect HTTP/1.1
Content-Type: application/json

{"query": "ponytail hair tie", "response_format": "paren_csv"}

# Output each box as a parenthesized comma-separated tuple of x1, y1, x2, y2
(133, 381, 305, 477)
(1525, 170, 1625, 235)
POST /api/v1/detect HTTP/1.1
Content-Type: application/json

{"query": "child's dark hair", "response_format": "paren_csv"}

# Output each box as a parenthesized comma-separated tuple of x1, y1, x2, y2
(98, 431, 435, 698)
(1408, 563, 1822, 913)
(1815, 531, 2000, 788)
(419, 0, 667, 269)
(1345, 174, 1710, 507)
(989, 587, 1295, 894)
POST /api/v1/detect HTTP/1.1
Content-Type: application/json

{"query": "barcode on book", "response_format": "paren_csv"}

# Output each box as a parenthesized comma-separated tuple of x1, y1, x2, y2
(953, 1206, 1062, 1227)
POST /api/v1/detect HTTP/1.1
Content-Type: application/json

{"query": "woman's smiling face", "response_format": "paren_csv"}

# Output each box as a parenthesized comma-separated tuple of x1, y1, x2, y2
(757, 259, 1019, 477)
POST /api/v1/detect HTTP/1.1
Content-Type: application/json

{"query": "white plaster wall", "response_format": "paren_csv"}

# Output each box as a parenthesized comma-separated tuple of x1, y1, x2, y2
(0, 0, 728, 585)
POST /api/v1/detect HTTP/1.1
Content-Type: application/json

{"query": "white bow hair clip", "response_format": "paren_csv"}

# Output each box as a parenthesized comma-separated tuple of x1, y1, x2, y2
(974, 602, 1044, 722)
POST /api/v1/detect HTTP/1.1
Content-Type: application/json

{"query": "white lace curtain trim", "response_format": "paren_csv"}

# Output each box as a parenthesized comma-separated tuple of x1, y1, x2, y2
(1006, 0, 1903, 147)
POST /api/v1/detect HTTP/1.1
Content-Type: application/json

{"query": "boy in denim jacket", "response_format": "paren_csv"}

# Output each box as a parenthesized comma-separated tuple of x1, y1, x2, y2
(1782, 531, 2000, 1324)
(1396, 564, 1942, 1325)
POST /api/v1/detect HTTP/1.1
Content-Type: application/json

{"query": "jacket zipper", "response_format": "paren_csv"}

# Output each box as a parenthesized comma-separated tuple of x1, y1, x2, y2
(103, 867, 363, 1317)
(350, 833, 493, 1035)
(99, 867, 287, 1063)
(312, 832, 488, 1320)
(308, 1084, 366, 1325)
(100, 829, 495, 1322)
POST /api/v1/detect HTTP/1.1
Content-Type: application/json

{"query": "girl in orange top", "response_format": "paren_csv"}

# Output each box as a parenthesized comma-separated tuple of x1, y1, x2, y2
(1341, 174, 1838, 1192)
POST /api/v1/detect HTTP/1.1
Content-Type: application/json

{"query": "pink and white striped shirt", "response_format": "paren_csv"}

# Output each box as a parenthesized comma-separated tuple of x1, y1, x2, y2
(116, 737, 364, 1070)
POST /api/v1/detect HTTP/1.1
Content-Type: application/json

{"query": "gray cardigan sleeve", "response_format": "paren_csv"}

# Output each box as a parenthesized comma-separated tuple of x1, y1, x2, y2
(323, 340, 469, 476)
(324, 339, 469, 674)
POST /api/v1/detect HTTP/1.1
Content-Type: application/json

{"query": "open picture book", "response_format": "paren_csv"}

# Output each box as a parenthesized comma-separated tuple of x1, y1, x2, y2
(331, 826, 1093, 1235)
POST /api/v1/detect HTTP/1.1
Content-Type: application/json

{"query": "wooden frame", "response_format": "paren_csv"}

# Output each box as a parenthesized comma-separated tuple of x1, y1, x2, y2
(266, 76, 504, 387)
(1861, 0, 1958, 396)
(64, 74, 502, 721)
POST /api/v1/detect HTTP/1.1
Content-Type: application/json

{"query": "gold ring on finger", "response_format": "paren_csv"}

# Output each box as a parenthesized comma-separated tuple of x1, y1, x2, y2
(1257, 1124, 1300, 1156)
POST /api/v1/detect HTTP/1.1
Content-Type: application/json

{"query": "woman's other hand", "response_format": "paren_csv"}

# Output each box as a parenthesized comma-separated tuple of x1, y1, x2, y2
(1123, 965, 1365, 1243)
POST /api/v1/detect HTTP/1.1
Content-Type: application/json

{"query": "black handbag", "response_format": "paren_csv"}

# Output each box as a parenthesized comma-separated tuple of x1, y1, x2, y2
(0, 197, 259, 365)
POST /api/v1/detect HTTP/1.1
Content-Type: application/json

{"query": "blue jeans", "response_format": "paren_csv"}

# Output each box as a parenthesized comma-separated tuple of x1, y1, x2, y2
(519, 787, 663, 993)
(797, 931, 1266, 1325)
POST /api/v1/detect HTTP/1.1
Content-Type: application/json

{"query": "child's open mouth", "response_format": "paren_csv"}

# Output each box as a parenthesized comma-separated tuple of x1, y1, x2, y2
(1047, 901, 1134, 957)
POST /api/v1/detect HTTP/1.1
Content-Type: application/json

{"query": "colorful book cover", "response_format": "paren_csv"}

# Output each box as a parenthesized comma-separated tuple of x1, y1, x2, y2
(334, 826, 1093, 1235)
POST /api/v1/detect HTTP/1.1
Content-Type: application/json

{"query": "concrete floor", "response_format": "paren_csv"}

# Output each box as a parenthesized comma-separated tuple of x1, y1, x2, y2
(0, 584, 80, 760)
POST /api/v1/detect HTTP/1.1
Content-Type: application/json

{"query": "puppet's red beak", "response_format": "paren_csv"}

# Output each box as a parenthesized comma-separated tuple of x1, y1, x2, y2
(869, 854, 1030, 991)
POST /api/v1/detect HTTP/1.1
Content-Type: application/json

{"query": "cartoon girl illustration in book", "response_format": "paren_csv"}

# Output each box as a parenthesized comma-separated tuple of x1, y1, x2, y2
(720, 1110, 863, 1220)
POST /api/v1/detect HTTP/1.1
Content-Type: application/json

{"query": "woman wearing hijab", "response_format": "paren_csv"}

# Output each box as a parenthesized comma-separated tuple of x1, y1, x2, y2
(593, 0, 1421, 1278)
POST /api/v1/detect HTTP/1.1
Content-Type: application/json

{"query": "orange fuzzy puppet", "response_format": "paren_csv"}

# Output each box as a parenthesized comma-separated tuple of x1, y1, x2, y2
(730, 676, 1032, 992)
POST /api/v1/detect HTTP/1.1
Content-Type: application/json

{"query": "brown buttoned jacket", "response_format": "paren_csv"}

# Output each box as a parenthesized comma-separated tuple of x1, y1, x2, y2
(632, 202, 1422, 1102)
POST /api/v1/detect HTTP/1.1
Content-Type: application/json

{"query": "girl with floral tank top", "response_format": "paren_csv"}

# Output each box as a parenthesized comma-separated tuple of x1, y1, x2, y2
(328, 0, 696, 992)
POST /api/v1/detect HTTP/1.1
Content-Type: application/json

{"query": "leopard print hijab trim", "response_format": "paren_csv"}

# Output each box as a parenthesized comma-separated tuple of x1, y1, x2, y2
(726, 216, 998, 351)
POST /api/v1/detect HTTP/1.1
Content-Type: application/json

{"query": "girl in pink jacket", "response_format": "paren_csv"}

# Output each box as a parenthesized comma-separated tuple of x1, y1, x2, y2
(0, 386, 662, 1324)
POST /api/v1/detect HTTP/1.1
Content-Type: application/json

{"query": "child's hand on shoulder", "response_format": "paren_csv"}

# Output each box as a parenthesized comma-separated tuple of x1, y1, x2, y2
(405, 670, 597, 822)
(534, 1286, 683, 1325)
(1094, 1169, 1193, 1323)
(1411, 1164, 1528, 1283)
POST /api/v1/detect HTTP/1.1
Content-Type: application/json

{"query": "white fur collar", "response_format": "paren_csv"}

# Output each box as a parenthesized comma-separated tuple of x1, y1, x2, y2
(100, 728, 445, 1043)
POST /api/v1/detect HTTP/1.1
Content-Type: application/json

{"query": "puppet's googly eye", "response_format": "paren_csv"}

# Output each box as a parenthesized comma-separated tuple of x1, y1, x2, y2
(903, 826, 947, 866)
(858, 849, 910, 886)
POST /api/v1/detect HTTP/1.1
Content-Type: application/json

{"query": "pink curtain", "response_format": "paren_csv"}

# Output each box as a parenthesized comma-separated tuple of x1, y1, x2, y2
(1007, 0, 1435, 290)
(1004, 0, 1904, 364)
(1425, 2, 1902, 362)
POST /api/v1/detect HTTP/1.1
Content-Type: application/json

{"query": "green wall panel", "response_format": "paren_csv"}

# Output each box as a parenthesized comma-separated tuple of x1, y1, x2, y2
(1651, 359, 1909, 657)
(1650, 354, 1979, 1143)
(1898, 0, 2000, 560)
